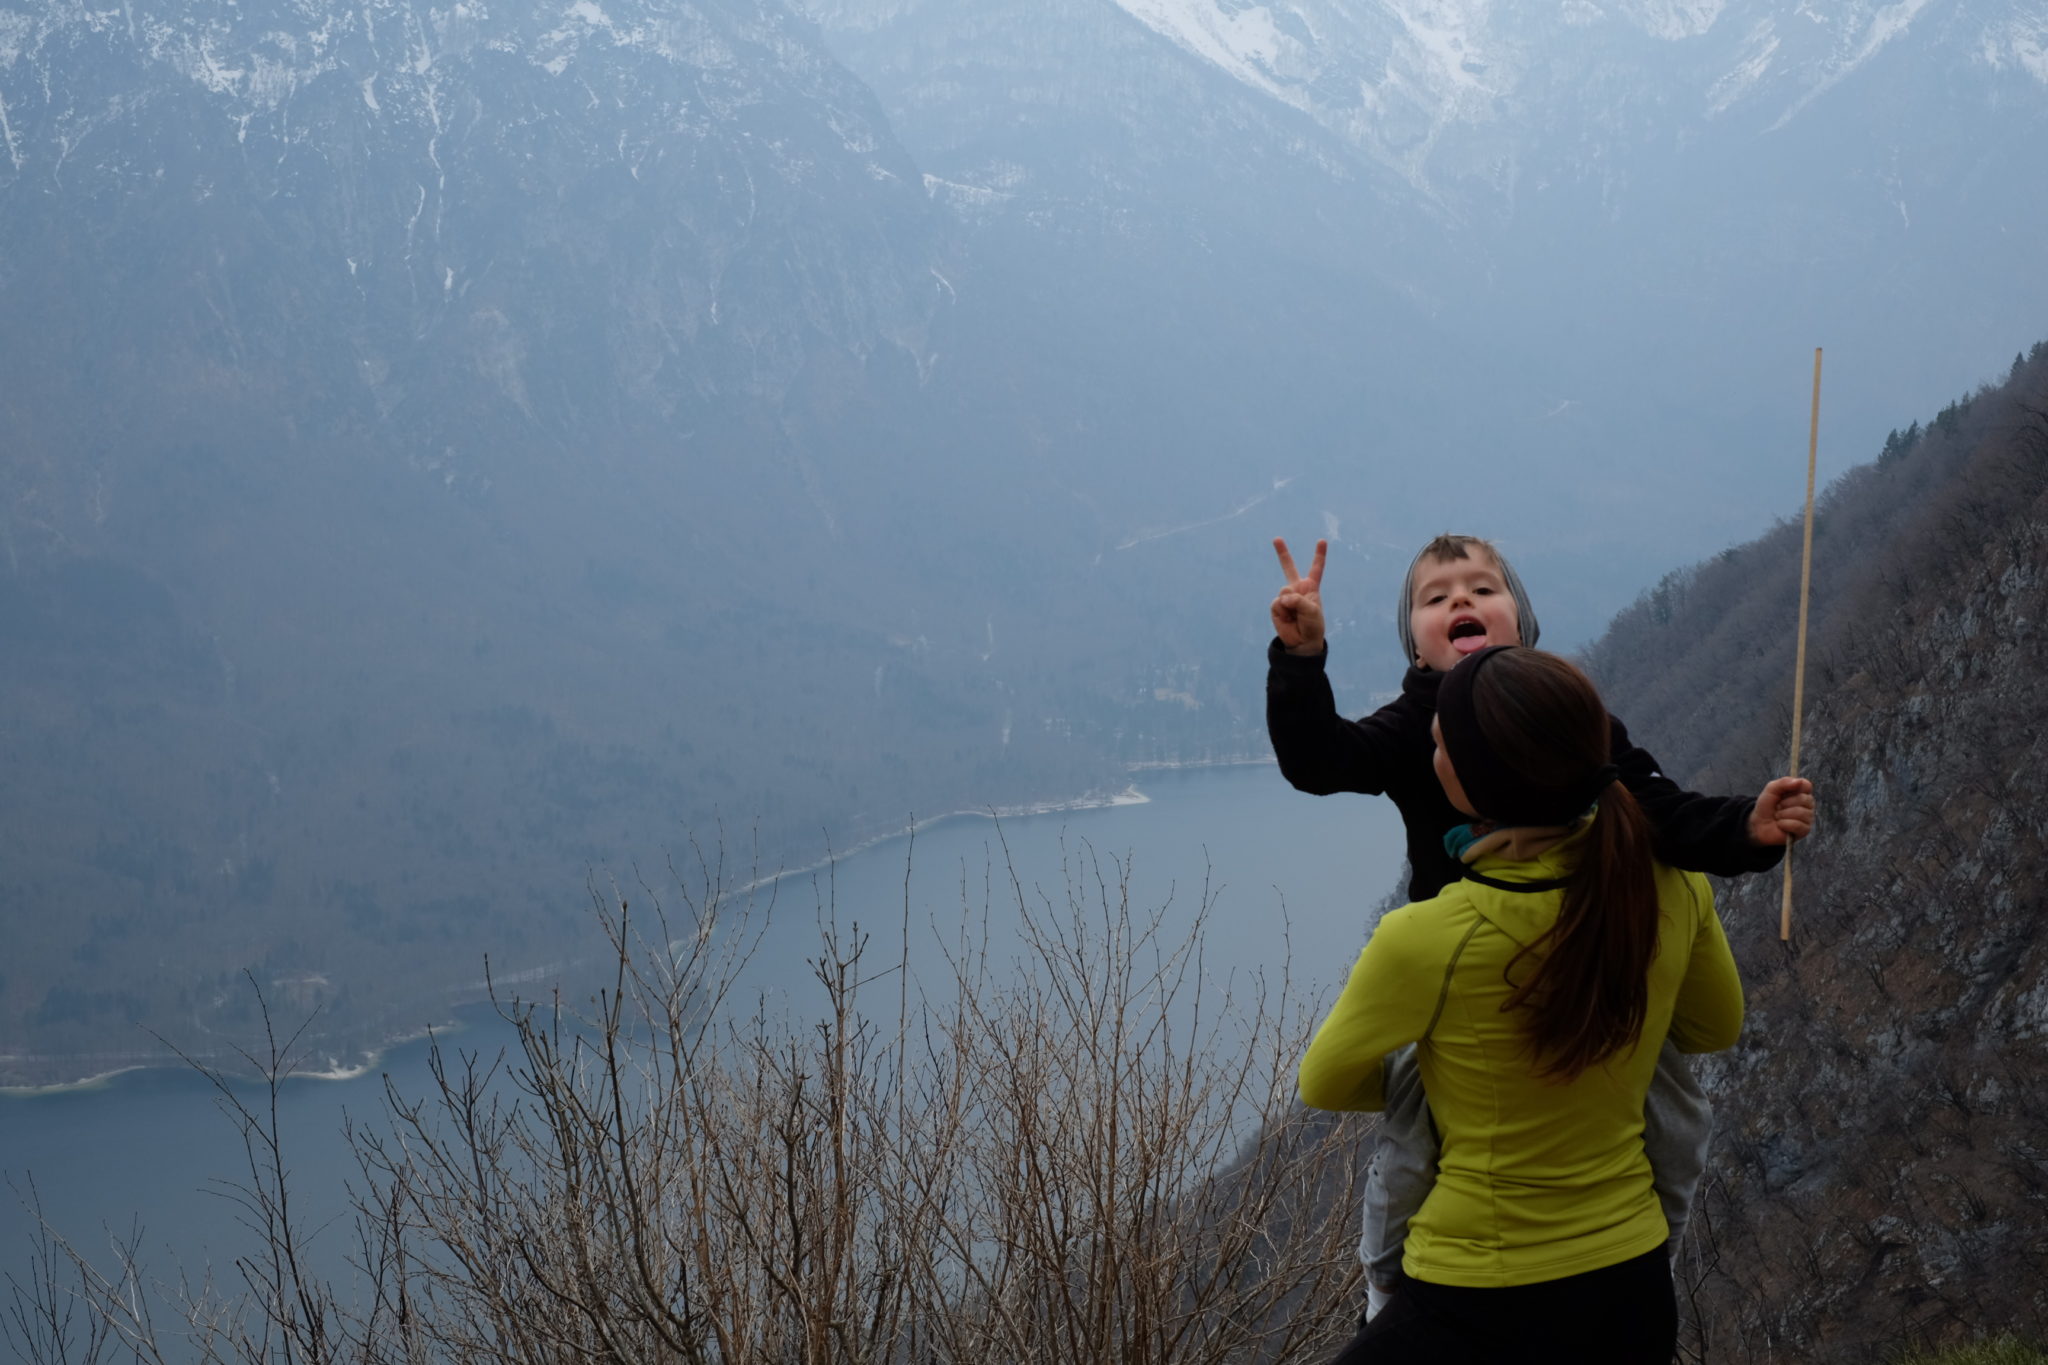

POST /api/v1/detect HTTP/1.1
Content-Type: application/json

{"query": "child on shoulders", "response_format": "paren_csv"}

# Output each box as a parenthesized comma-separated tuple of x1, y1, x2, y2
(1264, 533, 1813, 1315)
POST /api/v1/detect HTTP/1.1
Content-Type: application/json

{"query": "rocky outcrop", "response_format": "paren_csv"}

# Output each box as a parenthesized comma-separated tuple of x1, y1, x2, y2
(1587, 346, 2048, 1360)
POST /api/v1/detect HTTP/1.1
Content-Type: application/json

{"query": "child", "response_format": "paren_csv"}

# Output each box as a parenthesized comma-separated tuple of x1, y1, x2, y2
(1265, 534, 1813, 1317)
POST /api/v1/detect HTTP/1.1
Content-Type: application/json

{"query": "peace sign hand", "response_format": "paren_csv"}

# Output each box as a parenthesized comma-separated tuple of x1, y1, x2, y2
(1271, 537, 1328, 656)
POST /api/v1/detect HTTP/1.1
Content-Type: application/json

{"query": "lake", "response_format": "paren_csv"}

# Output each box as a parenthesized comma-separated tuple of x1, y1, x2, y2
(0, 763, 1405, 1341)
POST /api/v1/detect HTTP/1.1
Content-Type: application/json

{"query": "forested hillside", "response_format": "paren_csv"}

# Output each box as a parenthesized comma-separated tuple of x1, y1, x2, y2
(1585, 343, 2048, 1361)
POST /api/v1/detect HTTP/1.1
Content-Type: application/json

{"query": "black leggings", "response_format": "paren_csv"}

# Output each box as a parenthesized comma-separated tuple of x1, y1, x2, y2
(1327, 1248, 1677, 1365)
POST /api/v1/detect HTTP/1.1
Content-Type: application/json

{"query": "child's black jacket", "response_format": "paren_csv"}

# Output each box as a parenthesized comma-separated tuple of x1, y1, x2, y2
(1266, 640, 1782, 902)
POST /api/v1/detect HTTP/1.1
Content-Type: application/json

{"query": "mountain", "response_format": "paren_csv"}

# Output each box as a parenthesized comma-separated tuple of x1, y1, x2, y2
(0, 0, 1100, 1079)
(1105, 0, 2048, 196)
(799, 0, 2048, 629)
(1584, 341, 2048, 1359)
(0, 0, 1434, 1079)
(1094, 0, 2048, 353)
(3, 0, 2045, 1080)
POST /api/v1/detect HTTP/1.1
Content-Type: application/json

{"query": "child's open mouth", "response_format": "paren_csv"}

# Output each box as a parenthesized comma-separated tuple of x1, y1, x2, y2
(1449, 619, 1489, 655)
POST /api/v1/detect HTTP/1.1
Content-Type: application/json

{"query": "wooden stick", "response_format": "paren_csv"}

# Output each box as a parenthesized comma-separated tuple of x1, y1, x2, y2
(1781, 347, 1822, 942)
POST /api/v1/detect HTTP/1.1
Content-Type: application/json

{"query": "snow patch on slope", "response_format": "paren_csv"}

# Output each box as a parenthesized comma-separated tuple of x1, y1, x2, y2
(1107, 0, 1525, 197)
(0, 9, 33, 70)
(1615, 0, 1726, 42)
(924, 167, 1022, 222)
(169, 36, 247, 97)
(1111, 0, 1507, 111)
(0, 92, 17, 172)
(1706, 19, 1778, 114)
(566, 0, 618, 32)
(1979, 16, 2048, 85)
(1385, 0, 1497, 96)
(1860, 0, 1932, 54)
(1110, 0, 1314, 110)
(1770, 0, 1933, 129)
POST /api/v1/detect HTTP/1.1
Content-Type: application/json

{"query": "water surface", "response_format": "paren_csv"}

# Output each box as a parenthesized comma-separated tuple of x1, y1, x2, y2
(2, 764, 1404, 1328)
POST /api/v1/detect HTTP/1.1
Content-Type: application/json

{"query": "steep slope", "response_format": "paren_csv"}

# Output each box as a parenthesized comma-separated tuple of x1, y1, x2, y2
(1585, 344, 2048, 1359)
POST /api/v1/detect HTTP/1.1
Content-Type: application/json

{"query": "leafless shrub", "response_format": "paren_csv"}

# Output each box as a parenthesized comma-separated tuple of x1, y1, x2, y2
(8, 836, 1365, 1364)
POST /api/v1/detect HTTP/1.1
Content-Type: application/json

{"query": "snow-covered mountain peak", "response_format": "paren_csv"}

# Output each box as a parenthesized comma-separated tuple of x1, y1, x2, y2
(1109, 0, 1317, 108)
(1112, 0, 1511, 113)
(1107, 0, 1520, 193)
(1101, 0, 2044, 202)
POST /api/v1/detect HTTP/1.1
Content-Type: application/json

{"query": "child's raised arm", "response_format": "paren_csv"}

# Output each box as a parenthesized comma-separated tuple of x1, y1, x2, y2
(1265, 536, 1426, 802)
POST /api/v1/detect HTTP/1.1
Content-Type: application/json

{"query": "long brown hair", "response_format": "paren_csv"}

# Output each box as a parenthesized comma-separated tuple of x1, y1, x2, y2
(1465, 649, 1659, 1080)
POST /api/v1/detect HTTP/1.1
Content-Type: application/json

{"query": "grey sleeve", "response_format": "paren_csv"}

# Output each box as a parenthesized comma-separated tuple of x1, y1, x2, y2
(1359, 1043, 1437, 1285)
(1645, 1039, 1714, 1254)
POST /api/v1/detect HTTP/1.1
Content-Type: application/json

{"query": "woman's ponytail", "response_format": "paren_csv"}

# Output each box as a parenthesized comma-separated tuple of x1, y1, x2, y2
(1504, 777, 1659, 1080)
(1452, 649, 1663, 1081)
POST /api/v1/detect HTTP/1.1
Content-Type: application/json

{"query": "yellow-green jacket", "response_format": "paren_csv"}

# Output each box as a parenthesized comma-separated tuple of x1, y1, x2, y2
(1298, 820, 1743, 1288)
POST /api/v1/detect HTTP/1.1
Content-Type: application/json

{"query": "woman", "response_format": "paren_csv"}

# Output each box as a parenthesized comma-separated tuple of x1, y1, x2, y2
(1299, 646, 1745, 1364)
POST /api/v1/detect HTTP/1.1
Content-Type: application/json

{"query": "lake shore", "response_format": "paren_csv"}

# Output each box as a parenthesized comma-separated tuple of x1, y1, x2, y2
(1, 759, 1284, 1092)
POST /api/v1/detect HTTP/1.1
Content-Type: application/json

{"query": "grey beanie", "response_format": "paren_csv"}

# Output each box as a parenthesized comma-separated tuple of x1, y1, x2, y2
(1395, 537, 1542, 668)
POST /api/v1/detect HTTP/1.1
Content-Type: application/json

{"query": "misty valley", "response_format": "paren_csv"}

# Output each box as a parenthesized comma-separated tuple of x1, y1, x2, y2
(3, 0, 2048, 1358)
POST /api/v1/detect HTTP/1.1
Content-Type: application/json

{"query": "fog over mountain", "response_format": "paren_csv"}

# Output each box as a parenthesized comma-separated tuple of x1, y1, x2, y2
(0, 0, 2043, 1076)
(801, 0, 2048, 564)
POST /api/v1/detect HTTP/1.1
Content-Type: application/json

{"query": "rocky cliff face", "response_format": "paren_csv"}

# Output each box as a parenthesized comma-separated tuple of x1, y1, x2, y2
(1586, 346, 2048, 1359)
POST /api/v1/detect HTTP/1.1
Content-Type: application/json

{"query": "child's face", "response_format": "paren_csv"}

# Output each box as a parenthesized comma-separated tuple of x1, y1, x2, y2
(1408, 551, 1522, 671)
